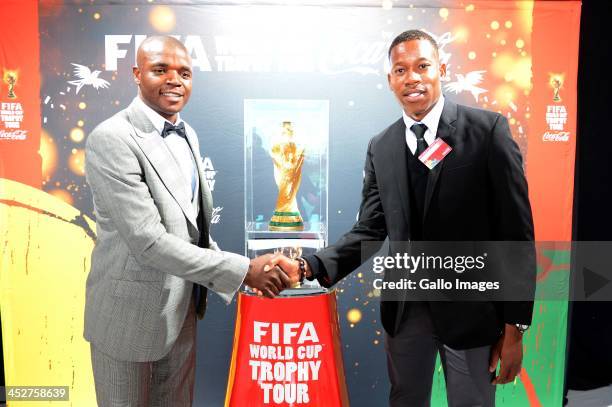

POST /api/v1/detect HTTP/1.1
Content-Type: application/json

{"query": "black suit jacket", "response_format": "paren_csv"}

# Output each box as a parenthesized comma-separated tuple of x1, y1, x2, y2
(309, 99, 535, 350)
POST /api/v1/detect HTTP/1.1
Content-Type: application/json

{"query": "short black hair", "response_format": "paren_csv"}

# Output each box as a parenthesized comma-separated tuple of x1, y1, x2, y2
(388, 29, 439, 59)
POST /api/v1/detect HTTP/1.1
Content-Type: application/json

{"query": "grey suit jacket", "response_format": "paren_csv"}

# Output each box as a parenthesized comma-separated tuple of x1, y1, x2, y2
(84, 99, 249, 362)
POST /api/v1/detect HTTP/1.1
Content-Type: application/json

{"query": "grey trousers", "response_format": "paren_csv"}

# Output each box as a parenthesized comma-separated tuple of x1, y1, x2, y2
(384, 303, 496, 407)
(90, 301, 197, 407)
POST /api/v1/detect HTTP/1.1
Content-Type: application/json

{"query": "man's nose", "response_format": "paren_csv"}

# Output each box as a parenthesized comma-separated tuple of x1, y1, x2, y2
(165, 70, 181, 85)
(405, 69, 420, 85)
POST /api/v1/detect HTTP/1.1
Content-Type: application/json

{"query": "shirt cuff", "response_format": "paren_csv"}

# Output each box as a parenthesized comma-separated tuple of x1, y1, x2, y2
(303, 254, 331, 287)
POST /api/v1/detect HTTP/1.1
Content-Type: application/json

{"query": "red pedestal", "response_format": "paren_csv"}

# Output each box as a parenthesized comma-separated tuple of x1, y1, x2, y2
(225, 291, 349, 406)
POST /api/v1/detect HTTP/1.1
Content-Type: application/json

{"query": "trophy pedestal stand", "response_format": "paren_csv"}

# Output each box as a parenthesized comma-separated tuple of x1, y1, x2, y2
(225, 291, 349, 407)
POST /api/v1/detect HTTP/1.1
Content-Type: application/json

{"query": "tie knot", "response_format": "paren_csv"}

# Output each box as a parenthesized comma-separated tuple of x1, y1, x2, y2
(161, 121, 186, 138)
(410, 123, 428, 140)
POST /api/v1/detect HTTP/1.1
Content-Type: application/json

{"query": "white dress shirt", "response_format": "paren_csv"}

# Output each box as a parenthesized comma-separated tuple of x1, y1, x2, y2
(402, 95, 445, 155)
(134, 96, 199, 210)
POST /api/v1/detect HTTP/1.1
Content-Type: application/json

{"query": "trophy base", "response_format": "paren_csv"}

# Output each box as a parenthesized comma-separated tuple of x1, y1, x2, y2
(268, 225, 305, 231)
(269, 211, 304, 231)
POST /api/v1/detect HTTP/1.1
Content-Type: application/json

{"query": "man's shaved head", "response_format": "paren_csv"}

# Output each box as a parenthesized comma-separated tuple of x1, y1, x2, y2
(136, 36, 190, 69)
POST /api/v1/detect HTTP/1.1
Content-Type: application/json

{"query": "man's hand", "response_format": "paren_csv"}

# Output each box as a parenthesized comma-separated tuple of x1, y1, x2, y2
(270, 254, 303, 284)
(249, 254, 307, 297)
(489, 324, 524, 384)
(244, 254, 292, 298)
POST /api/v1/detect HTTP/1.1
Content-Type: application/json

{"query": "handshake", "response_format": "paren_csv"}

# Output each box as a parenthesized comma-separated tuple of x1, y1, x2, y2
(244, 254, 311, 298)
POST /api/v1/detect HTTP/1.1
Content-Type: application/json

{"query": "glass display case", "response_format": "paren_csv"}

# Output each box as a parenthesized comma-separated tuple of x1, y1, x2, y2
(244, 99, 329, 290)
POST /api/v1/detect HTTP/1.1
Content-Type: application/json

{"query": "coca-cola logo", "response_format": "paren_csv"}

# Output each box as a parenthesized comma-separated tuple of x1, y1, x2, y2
(0, 129, 27, 140)
(211, 206, 223, 224)
(318, 40, 387, 76)
(542, 131, 570, 142)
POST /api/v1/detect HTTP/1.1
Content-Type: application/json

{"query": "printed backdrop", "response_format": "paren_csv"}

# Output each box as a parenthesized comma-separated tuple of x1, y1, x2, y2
(1, 1, 580, 406)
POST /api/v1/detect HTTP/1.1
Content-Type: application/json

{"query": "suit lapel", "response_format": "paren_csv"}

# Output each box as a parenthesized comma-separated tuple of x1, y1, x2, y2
(182, 128, 210, 317)
(388, 119, 412, 229)
(423, 100, 457, 222)
(184, 128, 212, 229)
(387, 119, 410, 332)
(126, 101, 199, 230)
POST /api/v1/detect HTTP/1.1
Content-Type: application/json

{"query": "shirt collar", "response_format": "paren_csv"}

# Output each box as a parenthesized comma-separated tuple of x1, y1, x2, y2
(402, 95, 445, 135)
(134, 96, 183, 135)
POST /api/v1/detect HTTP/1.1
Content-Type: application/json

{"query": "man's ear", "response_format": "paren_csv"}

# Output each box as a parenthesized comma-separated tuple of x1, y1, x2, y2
(132, 66, 141, 85)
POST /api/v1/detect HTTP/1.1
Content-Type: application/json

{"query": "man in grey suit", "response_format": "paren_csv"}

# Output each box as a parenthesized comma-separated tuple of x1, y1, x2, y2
(84, 36, 291, 406)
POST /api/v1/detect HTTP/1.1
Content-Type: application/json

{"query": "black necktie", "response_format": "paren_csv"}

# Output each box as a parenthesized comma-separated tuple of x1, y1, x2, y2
(161, 121, 186, 138)
(410, 123, 428, 157)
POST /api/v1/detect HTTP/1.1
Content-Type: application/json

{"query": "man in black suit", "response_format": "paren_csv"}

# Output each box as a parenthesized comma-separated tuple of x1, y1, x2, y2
(274, 30, 535, 406)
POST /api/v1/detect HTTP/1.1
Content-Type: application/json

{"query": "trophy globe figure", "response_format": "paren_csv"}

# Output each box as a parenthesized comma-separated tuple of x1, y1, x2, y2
(269, 121, 305, 231)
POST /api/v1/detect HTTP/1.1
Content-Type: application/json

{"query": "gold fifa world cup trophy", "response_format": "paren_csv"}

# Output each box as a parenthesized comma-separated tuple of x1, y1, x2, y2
(4, 71, 18, 99)
(269, 121, 305, 231)
(550, 75, 563, 102)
